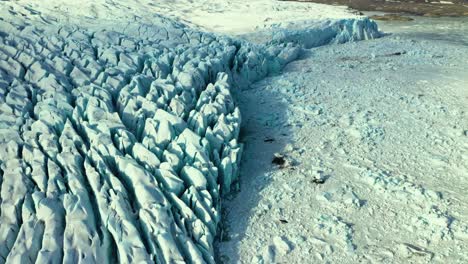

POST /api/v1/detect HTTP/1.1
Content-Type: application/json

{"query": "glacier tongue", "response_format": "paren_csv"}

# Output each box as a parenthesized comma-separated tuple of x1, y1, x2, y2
(0, 7, 381, 264)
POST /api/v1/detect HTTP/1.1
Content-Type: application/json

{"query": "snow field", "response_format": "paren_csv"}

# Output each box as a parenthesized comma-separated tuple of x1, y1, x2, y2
(218, 23, 468, 263)
(5, 0, 359, 35)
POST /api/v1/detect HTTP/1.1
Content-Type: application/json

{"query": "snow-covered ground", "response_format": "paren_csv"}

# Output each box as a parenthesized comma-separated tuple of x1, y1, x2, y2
(218, 16, 468, 263)
(5, 0, 358, 35)
(0, 1, 383, 263)
(136, 0, 359, 34)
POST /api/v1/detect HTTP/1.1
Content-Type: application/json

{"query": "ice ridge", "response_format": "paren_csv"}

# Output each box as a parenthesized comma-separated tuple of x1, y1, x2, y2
(0, 12, 380, 264)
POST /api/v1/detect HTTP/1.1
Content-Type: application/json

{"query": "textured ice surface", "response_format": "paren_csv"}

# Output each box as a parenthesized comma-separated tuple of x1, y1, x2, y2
(3, 0, 361, 35)
(0, 4, 381, 263)
(269, 18, 382, 48)
(218, 21, 468, 262)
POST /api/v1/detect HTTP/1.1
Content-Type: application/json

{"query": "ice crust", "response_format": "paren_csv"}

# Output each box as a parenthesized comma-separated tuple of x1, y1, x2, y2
(0, 10, 380, 264)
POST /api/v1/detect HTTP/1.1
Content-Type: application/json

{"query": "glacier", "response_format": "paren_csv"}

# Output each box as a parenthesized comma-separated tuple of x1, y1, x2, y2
(0, 8, 381, 264)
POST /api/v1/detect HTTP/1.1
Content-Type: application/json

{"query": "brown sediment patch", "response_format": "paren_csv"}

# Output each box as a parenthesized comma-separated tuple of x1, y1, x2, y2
(280, 0, 468, 17)
(370, 14, 414, 21)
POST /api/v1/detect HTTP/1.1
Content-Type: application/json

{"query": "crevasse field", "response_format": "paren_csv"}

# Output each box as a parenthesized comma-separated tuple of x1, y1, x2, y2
(0, 0, 467, 263)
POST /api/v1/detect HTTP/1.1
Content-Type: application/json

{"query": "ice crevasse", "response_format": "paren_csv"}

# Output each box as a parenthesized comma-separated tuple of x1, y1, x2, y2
(0, 12, 381, 264)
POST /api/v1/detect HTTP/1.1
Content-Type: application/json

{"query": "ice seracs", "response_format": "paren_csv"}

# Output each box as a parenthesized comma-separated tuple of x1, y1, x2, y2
(0, 1, 382, 263)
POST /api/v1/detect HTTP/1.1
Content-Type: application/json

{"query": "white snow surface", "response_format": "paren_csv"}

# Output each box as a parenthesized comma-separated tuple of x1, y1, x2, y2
(218, 16, 468, 263)
(6, 0, 358, 35)
(0, 0, 381, 263)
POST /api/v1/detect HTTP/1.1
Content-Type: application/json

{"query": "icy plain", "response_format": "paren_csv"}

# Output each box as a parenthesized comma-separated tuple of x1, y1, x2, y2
(0, 0, 382, 263)
(218, 16, 468, 263)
